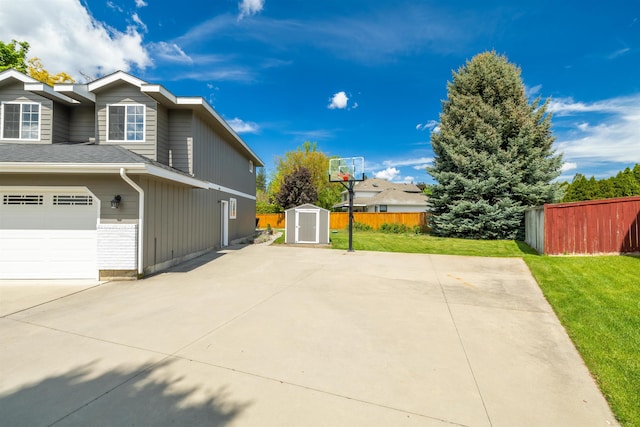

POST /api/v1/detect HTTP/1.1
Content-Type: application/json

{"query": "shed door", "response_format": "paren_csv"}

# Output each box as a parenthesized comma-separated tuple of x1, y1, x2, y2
(0, 188, 98, 279)
(295, 209, 319, 244)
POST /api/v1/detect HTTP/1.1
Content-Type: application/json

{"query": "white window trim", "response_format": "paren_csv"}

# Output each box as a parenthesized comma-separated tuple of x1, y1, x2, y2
(249, 160, 254, 173)
(229, 198, 237, 219)
(1, 101, 41, 141)
(106, 103, 146, 142)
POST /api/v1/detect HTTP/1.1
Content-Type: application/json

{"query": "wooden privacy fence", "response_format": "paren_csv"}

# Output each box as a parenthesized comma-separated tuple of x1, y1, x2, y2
(256, 212, 428, 231)
(525, 196, 640, 255)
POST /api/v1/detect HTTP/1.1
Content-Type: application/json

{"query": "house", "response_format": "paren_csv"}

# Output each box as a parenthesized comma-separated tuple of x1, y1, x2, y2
(0, 69, 263, 280)
(333, 178, 428, 212)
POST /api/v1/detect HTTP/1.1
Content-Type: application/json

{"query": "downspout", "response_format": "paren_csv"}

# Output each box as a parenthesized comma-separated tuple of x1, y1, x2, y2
(119, 168, 144, 277)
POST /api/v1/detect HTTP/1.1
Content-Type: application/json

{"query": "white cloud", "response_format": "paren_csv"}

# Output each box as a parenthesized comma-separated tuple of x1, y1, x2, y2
(238, 0, 265, 20)
(552, 94, 640, 164)
(416, 120, 439, 132)
(383, 157, 433, 168)
(227, 117, 260, 134)
(525, 84, 542, 98)
(148, 42, 193, 64)
(402, 176, 415, 184)
(375, 167, 400, 181)
(132, 13, 148, 33)
(561, 162, 578, 172)
(0, 0, 151, 80)
(328, 91, 349, 109)
(135, 0, 148, 7)
(106, 1, 123, 12)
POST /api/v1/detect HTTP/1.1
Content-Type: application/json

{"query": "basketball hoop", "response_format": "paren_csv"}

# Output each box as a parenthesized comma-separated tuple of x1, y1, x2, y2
(339, 172, 350, 182)
(328, 156, 365, 253)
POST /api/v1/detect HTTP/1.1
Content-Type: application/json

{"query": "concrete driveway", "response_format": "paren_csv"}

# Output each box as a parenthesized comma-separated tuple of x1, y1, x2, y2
(0, 245, 618, 426)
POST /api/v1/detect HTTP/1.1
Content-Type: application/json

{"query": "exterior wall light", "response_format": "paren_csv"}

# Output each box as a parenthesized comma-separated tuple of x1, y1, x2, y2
(111, 195, 121, 209)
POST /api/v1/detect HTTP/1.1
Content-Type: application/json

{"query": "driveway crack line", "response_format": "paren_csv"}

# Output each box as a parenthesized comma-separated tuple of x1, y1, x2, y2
(428, 255, 493, 426)
(166, 353, 471, 427)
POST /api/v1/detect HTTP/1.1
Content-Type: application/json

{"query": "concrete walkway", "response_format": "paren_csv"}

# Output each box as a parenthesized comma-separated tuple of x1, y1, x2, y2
(0, 245, 618, 426)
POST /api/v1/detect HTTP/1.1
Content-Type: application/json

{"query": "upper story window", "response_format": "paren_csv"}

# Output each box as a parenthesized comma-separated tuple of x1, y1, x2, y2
(107, 104, 145, 142)
(1, 102, 40, 140)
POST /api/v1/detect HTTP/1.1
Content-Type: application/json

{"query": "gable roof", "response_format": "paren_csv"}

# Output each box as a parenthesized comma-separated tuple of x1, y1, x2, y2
(0, 69, 264, 167)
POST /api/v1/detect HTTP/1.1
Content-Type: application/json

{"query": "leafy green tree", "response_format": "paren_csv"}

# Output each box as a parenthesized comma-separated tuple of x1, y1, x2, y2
(613, 167, 640, 197)
(270, 141, 341, 210)
(561, 165, 640, 202)
(275, 167, 318, 210)
(598, 178, 616, 199)
(428, 51, 562, 239)
(0, 39, 29, 73)
(1, 39, 75, 85)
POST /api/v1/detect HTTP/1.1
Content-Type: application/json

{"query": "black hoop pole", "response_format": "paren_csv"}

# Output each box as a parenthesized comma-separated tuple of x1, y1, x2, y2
(339, 178, 356, 252)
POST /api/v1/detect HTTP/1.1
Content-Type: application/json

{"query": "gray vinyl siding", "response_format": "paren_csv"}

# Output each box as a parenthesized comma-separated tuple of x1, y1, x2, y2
(52, 104, 70, 143)
(69, 106, 95, 142)
(94, 82, 158, 160)
(191, 112, 255, 196)
(140, 176, 220, 272)
(156, 103, 169, 165)
(167, 109, 193, 174)
(0, 82, 52, 144)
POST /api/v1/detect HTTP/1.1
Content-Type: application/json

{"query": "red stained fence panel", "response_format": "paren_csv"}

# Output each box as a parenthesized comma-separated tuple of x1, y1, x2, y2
(543, 196, 640, 255)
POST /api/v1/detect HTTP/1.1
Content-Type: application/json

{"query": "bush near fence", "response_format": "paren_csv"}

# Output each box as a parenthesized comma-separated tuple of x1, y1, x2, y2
(256, 212, 428, 231)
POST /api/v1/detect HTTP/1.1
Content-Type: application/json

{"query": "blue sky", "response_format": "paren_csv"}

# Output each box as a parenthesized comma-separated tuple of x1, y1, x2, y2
(1, 0, 639, 184)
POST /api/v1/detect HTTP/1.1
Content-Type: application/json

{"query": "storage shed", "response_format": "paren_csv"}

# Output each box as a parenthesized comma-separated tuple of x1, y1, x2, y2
(285, 204, 330, 244)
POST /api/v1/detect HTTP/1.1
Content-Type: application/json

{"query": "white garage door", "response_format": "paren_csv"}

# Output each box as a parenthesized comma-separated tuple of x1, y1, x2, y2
(0, 188, 99, 280)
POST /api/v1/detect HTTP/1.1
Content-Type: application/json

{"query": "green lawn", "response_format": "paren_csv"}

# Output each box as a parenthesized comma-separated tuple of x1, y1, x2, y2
(329, 229, 537, 257)
(326, 229, 639, 426)
(524, 255, 640, 427)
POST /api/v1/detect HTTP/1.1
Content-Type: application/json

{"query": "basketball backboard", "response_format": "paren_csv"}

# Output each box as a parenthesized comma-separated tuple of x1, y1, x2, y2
(328, 157, 365, 182)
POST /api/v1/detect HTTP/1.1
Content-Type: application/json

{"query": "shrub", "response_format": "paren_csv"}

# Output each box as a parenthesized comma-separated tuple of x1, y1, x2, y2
(379, 223, 409, 234)
(351, 221, 373, 231)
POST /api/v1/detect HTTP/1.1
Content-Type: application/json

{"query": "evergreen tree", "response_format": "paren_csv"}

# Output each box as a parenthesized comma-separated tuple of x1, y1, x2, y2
(428, 51, 562, 239)
(256, 167, 267, 192)
(275, 167, 318, 210)
(561, 164, 640, 202)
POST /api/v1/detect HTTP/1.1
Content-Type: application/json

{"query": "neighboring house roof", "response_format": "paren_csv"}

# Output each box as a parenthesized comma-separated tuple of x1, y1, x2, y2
(349, 178, 422, 193)
(0, 143, 210, 189)
(334, 178, 428, 209)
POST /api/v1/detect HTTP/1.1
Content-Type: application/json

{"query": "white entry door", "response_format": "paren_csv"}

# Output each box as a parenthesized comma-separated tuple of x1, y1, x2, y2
(0, 187, 99, 279)
(220, 200, 229, 247)
(295, 209, 319, 244)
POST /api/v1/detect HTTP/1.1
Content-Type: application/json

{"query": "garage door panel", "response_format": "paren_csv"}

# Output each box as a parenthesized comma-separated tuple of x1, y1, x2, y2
(0, 188, 98, 280)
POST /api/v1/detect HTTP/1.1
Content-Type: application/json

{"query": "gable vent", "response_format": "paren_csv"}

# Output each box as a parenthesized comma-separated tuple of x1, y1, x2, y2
(53, 195, 93, 206)
(3, 194, 44, 205)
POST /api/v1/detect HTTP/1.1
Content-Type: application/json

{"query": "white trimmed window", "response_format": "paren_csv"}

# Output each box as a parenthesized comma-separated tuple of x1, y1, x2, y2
(1, 102, 40, 140)
(107, 104, 145, 142)
(249, 160, 254, 173)
(230, 198, 237, 219)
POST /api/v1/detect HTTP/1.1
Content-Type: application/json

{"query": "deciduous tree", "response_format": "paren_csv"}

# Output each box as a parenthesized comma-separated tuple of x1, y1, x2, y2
(27, 58, 75, 85)
(428, 51, 562, 239)
(275, 167, 318, 210)
(270, 141, 341, 210)
(0, 39, 29, 73)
